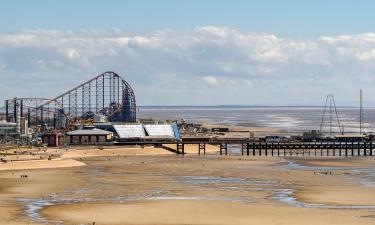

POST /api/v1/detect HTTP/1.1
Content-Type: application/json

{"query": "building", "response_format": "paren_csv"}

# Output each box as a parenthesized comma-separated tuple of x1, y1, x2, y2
(0, 120, 17, 134)
(66, 126, 113, 145)
(42, 132, 64, 147)
(302, 130, 322, 142)
(334, 134, 366, 142)
(0, 120, 17, 144)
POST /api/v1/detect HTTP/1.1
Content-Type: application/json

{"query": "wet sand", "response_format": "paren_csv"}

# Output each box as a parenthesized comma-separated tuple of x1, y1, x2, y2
(1, 148, 375, 225)
(42, 200, 374, 225)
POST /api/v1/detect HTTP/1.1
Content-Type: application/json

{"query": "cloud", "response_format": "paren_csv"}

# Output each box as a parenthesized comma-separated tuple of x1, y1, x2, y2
(203, 76, 219, 86)
(60, 48, 80, 60)
(1, 27, 375, 105)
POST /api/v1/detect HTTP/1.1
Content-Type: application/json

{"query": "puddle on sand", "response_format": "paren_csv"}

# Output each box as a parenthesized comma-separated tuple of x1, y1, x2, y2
(18, 191, 250, 225)
(285, 161, 348, 171)
(352, 168, 375, 188)
(281, 160, 375, 208)
(18, 171, 375, 224)
(180, 175, 375, 209)
(148, 196, 252, 203)
(180, 175, 280, 188)
(179, 175, 286, 193)
(271, 188, 375, 209)
(17, 197, 64, 225)
(286, 160, 375, 187)
(17, 188, 169, 225)
(18, 175, 273, 224)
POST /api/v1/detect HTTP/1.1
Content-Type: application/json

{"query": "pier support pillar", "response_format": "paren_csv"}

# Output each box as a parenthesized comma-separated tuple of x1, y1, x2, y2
(314, 142, 317, 156)
(302, 145, 305, 157)
(198, 143, 206, 155)
(277, 142, 280, 156)
(364, 142, 367, 156)
(320, 144, 323, 157)
(177, 143, 184, 155)
(352, 142, 354, 156)
(308, 145, 311, 156)
(358, 142, 360, 157)
(333, 142, 336, 156)
(345, 142, 348, 157)
(220, 143, 227, 155)
(371, 142, 373, 156)
(253, 143, 256, 156)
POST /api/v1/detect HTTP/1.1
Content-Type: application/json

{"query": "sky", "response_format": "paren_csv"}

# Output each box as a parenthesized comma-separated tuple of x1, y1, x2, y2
(1, 0, 375, 106)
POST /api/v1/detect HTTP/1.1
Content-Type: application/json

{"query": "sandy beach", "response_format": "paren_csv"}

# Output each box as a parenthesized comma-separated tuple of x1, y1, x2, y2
(0, 158, 85, 171)
(42, 200, 375, 225)
(3, 0, 375, 223)
(0, 146, 375, 225)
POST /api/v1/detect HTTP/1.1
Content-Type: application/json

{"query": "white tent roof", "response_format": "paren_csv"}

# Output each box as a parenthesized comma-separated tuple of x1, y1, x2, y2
(113, 125, 146, 138)
(144, 124, 175, 138)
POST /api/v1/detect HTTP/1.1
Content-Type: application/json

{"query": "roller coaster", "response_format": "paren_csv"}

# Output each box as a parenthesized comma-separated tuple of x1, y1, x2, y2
(4, 71, 136, 130)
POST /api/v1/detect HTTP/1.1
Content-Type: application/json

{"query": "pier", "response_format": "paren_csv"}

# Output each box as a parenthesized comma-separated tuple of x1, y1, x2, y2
(208, 141, 375, 157)
(114, 138, 375, 157)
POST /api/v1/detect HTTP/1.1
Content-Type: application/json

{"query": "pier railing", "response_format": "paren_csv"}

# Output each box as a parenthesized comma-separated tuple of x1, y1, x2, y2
(176, 141, 374, 157)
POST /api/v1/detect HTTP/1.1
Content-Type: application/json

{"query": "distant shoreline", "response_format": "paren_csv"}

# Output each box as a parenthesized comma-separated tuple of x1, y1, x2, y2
(0, 105, 370, 112)
(138, 105, 365, 109)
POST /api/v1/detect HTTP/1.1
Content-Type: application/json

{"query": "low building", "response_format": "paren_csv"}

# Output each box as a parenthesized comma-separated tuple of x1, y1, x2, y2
(211, 127, 229, 132)
(0, 121, 17, 135)
(302, 130, 322, 142)
(334, 134, 366, 142)
(265, 135, 284, 142)
(0, 121, 17, 143)
(66, 126, 113, 145)
(42, 132, 64, 147)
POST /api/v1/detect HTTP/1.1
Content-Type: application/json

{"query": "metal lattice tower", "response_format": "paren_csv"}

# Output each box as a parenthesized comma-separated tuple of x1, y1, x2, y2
(360, 89, 364, 134)
(319, 94, 344, 136)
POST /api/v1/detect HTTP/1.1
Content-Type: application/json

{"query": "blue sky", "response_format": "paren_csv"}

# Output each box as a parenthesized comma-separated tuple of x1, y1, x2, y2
(1, 0, 374, 37)
(1, 1, 375, 106)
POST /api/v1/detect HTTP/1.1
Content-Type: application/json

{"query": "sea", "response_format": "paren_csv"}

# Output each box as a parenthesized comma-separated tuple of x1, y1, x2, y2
(138, 106, 375, 134)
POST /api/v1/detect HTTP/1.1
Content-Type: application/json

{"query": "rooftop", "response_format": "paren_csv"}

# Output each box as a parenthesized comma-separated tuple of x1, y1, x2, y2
(67, 128, 112, 136)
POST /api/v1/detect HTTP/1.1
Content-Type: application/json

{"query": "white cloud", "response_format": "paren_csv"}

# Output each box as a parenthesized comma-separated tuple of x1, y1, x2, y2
(60, 48, 80, 60)
(357, 49, 375, 62)
(203, 76, 219, 86)
(1, 27, 375, 105)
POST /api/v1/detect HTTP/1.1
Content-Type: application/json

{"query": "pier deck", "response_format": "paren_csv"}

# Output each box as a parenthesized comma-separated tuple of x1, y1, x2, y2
(115, 139, 375, 157)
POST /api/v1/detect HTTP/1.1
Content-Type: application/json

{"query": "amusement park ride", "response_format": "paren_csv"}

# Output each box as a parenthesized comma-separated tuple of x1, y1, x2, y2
(4, 71, 137, 131)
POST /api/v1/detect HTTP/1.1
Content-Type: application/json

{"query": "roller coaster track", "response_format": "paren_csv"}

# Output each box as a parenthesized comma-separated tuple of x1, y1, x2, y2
(5, 71, 136, 129)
